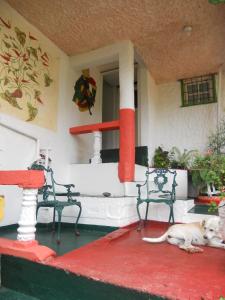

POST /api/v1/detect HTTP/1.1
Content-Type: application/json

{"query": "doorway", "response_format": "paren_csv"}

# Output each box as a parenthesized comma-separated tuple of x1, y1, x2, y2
(101, 67, 138, 150)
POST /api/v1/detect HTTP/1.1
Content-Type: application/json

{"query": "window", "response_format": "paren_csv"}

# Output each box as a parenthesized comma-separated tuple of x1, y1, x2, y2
(180, 74, 217, 107)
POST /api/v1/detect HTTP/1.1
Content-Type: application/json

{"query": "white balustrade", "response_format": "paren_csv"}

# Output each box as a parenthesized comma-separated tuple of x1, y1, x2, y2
(91, 131, 102, 164)
(17, 188, 38, 241)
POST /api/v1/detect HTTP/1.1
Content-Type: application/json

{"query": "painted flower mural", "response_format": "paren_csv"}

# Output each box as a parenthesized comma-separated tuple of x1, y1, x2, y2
(0, 16, 53, 121)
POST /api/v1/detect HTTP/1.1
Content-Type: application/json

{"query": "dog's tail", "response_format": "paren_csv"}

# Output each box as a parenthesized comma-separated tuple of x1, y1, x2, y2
(142, 231, 168, 243)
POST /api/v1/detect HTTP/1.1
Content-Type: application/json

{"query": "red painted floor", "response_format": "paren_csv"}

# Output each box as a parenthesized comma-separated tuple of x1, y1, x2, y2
(48, 221, 225, 300)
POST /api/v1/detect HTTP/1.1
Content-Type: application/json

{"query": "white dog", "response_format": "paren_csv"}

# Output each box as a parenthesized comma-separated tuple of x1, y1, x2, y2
(143, 216, 225, 253)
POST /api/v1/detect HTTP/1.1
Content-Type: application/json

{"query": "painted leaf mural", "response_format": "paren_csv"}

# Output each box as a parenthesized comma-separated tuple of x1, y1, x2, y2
(0, 15, 54, 122)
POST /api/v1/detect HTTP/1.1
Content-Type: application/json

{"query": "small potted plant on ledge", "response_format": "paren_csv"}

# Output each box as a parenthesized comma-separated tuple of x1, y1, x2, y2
(152, 146, 171, 169)
(152, 146, 197, 199)
(152, 146, 197, 170)
(169, 147, 198, 170)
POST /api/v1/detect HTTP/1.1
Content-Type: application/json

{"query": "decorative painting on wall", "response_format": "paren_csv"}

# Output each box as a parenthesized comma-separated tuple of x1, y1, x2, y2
(0, 2, 59, 130)
(72, 69, 97, 115)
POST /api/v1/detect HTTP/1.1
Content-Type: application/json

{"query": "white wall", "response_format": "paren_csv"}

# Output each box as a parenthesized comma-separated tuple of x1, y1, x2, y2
(154, 81, 218, 154)
(138, 69, 225, 165)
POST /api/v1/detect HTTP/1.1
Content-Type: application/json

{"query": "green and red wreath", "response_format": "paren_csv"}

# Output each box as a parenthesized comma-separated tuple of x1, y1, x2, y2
(72, 69, 97, 115)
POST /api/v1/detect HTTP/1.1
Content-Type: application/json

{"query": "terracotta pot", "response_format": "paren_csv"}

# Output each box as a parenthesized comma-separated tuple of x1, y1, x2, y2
(196, 195, 224, 205)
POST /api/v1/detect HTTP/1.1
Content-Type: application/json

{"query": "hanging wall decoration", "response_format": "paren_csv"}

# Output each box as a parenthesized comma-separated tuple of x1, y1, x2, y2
(72, 69, 96, 115)
(0, 1, 59, 130)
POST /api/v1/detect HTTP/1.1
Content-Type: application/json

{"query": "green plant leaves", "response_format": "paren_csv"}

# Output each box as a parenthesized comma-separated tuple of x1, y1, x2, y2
(170, 147, 198, 169)
(14, 27, 26, 46)
(208, 117, 225, 154)
(153, 146, 198, 170)
(28, 46, 38, 60)
(44, 73, 53, 87)
(3, 39, 11, 48)
(26, 102, 38, 121)
(153, 147, 170, 168)
(3, 76, 9, 86)
(191, 153, 225, 192)
(26, 73, 38, 84)
(0, 91, 22, 109)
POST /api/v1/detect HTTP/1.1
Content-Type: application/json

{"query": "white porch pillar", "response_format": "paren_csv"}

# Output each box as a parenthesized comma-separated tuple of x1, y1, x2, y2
(91, 131, 102, 164)
(118, 42, 135, 182)
(17, 188, 38, 241)
(119, 42, 135, 110)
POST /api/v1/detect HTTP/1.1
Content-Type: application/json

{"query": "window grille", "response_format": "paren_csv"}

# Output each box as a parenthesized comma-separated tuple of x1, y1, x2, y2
(180, 74, 217, 107)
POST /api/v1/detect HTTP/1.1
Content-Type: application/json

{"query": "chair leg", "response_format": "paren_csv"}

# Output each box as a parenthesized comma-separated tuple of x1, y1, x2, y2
(136, 201, 143, 231)
(36, 206, 40, 220)
(171, 205, 175, 224)
(145, 202, 150, 225)
(56, 207, 63, 244)
(52, 207, 56, 232)
(35, 206, 40, 234)
(74, 202, 82, 236)
(168, 204, 175, 224)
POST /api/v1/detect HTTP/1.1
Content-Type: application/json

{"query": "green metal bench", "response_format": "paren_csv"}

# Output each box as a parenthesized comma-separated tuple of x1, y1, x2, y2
(136, 168, 177, 230)
(29, 163, 82, 243)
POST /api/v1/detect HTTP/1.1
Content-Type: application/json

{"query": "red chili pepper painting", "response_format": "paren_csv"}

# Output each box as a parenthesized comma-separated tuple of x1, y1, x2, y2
(0, 15, 54, 122)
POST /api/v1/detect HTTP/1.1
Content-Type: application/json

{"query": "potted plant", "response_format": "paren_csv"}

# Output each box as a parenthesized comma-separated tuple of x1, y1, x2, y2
(152, 146, 170, 168)
(152, 146, 197, 199)
(191, 152, 225, 204)
(169, 147, 198, 170)
(190, 117, 225, 202)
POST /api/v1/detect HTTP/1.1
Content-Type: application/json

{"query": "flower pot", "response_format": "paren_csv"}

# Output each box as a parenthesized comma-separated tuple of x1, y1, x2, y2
(196, 195, 224, 205)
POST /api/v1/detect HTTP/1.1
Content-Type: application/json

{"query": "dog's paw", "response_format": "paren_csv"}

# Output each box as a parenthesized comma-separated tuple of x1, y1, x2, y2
(188, 246, 204, 253)
(180, 245, 203, 253)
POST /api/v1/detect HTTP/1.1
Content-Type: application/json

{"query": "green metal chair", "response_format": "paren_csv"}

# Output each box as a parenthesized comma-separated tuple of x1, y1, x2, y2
(29, 163, 82, 243)
(136, 168, 177, 230)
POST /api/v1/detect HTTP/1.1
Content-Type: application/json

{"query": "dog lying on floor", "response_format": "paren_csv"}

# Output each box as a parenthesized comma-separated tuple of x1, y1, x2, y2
(143, 216, 225, 253)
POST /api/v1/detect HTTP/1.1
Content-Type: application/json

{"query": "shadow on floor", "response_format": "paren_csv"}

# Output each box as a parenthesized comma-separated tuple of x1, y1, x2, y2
(0, 224, 116, 256)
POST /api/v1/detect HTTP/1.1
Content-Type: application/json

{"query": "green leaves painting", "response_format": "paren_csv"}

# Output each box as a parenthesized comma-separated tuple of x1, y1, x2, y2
(0, 16, 53, 122)
(15, 26, 26, 46)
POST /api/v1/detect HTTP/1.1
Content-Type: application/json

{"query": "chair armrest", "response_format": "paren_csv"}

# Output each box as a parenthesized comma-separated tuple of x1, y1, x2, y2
(54, 181, 75, 193)
(54, 182, 75, 188)
(136, 181, 147, 198)
(136, 180, 147, 188)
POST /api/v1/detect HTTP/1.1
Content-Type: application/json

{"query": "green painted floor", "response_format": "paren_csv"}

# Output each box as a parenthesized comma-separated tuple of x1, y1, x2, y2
(0, 287, 39, 300)
(188, 204, 218, 215)
(0, 224, 116, 255)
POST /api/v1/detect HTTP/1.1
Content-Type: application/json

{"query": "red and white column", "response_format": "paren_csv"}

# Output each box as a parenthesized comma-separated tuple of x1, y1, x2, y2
(118, 43, 135, 182)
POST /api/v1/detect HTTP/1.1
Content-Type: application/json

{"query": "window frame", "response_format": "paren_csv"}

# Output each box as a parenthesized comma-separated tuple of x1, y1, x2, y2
(180, 74, 217, 107)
